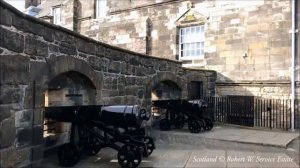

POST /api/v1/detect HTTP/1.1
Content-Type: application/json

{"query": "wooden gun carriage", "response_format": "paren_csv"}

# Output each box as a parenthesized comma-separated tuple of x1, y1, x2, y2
(152, 99, 213, 133)
(44, 105, 155, 168)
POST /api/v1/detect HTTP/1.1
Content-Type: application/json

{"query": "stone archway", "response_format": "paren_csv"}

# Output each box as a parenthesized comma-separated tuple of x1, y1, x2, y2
(45, 71, 97, 107)
(151, 80, 182, 100)
(34, 56, 102, 92)
(146, 72, 185, 99)
(29, 56, 102, 107)
(43, 70, 98, 149)
(144, 72, 184, 120)
(28, 55, 103, 159)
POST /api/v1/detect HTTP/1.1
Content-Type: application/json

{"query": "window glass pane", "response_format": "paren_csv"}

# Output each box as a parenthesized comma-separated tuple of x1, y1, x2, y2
(196, 42, 201, 48)
(186, 43, 190, 50)
(201, 42, 204, 48)
(196, 49, 201, 56)
(191, 50, 195, 57)
(201, 50, 204, 56)
(186, 50, 190, 57)
(181, 51, 184, 57)
(196, 27, 200, 34)
(186, 28, 190, 35)
(191, 27, 195, 34)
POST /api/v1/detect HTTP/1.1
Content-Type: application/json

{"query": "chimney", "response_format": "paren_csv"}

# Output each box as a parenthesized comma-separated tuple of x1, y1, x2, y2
(25, 0, 41, 8)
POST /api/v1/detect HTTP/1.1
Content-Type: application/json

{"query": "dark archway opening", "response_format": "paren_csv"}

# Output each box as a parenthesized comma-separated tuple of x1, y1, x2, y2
(151, 80, 182, 123)
(151, 80, 182, 101)
(43, 71, 96, 151)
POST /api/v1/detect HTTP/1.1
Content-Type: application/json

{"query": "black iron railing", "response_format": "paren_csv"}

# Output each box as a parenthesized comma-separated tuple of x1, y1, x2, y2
(203, 97, 300, 131)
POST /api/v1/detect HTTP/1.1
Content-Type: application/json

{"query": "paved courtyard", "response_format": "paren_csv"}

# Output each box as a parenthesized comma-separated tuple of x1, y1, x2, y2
(42, 126, 299, 168)
(42, 142, 299, 168)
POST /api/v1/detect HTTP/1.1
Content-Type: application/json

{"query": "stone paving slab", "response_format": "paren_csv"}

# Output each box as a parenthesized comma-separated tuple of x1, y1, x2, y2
(185, 149, 226, 168)
(151, 126, 299, 148)
(226, 151, 261, 168)
(42, 146, 299, 168)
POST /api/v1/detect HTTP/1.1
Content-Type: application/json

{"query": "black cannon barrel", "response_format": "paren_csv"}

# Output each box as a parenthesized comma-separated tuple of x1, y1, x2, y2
(100, 105, 149, 128)
(44, 105, 150, 128)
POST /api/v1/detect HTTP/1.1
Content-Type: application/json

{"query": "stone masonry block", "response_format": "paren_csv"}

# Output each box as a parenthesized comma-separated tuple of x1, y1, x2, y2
(16, 127, 32, 148)
(23, 84, 45, 109)
(108, 61, 121, 73)
(121, 63, 134, 75)
(12, 14, 44, 37)
(0, 104, 21, 123)
(0, 6, 12, 26)
(32, 126, 44, 146)
(76, 39, 96, 55)
(0, 85, 23, 104)
(0, 27, 24, 53)
(0, 55, 29, 85)
(0, 117, 16, 149)
(15, 110, 32, 128)
(24, 36, 48, 57)
(59, 42, 77, 55)
(43, 27, 54, 42)
(54, 31, 74, 44)
(87, 56, 106, 71)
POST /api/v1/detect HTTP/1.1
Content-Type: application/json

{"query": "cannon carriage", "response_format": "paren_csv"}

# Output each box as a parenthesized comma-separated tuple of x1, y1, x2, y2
(44, 105, 155, 168)
(152, 99, 213, 133)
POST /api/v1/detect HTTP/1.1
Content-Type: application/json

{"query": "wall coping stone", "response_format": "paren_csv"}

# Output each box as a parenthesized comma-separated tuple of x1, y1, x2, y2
(216, 80, 291, 86)
(0, 0, 182, 64)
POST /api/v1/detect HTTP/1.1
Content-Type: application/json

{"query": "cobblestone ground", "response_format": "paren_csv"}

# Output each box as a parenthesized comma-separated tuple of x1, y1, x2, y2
(42, 138, 299, 168)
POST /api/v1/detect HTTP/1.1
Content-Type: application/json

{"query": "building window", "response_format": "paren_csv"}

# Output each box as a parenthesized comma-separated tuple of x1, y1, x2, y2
(96, 0, 107, 18)
(179, 25, 205, 60)
(53, 7, 61, 25)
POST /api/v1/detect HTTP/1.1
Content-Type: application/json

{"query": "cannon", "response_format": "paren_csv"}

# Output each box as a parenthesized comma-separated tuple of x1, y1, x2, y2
(44, 105, 155, 168)
(152, 99, 213, 133)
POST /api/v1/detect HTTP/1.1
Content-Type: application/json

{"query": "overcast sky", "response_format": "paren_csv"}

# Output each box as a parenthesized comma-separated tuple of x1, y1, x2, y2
(5, 0, 25, 11)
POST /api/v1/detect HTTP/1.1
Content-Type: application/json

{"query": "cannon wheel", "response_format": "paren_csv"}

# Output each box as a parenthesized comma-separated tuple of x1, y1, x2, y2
(118, 144, 142, 168)
(58, 143, 81, 167)
(142, 136, 155, 157)
(84, 135, 103, 156)
(159, 119, 171, 131)
(174, 114, 185, 129)
(203, 118, 213, 130)
(188, 120, 202, 133)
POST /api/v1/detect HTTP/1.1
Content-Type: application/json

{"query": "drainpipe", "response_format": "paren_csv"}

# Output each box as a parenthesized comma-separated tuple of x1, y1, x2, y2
(291, 0, 296, 132)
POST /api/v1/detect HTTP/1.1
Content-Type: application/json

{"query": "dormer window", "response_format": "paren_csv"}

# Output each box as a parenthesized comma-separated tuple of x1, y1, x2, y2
(53, 7, 61, 25)
(96, 0, 107, 18)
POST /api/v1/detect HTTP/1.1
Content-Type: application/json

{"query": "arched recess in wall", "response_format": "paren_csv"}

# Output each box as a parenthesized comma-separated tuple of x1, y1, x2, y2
(30, 55, 102, 148)
(31, 55, 102, 103)
(145, 72, 184, 100)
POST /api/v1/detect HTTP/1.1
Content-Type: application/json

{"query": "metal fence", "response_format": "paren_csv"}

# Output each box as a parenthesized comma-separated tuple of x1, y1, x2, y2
(203, 97, 300, 131)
